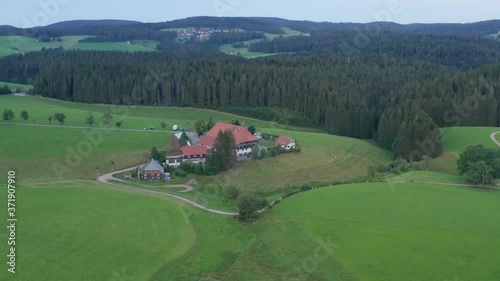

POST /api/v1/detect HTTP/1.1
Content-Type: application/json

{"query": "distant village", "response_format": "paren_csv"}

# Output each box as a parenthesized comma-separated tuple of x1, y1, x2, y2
(175, 27, 235, 40)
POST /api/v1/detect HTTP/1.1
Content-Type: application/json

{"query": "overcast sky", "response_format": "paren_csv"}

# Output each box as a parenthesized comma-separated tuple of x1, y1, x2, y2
(2, 0, 499, 27)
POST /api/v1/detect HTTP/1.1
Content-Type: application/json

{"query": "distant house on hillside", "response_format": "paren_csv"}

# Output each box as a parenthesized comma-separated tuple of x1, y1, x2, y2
(139, 159, 165, 181)
(198, 122, 258, 156)
(275, 136, 296, 151)
(166, 146, 208, 167)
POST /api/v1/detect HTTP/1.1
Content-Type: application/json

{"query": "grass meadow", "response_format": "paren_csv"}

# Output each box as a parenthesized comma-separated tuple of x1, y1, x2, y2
(442, 127, 500, 153)
(146, 181, 500, 280)
(0, 95, 309, 131)
(0, 36, 156, 58)
(0, 82, 32, 92)
(219, 27, 309, 59)
(0, 186, 196, 281)
(254, 182, 500, 281)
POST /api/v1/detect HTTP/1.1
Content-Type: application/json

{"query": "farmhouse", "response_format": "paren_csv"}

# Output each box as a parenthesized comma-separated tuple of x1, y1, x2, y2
(198, 122, 258, 156)
(140, 159, 165, 181)
(166, 145, 208, 167)
(275, 136, 296, 151)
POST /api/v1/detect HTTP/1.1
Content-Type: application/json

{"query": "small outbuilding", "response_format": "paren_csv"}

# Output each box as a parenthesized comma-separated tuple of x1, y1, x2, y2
(275, 136, 296, 151)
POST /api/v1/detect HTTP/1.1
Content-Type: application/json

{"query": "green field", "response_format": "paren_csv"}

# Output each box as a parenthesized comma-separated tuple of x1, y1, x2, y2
(0, 95, 312, 131)
(264, 27, 310, 40)
(0, 186, 196, 281)
(442, 127, 499, 153)
(0, 36, 156, 57)
(220, 129, 392, 192)
(144, 182, 500, 280)
(0, 81, 32, 92)
(68, 42, 156, 52)
(219, 27, 309, 58)
(219, 43, 276, 58)
(249, 182, 500, 280)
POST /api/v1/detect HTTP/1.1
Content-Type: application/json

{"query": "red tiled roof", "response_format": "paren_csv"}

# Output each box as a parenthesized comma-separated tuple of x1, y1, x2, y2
(199, 122, 257, 147)
(275, 136, 293, 146)
(181, 145, 208, 156)
(197, 136, 216, 148)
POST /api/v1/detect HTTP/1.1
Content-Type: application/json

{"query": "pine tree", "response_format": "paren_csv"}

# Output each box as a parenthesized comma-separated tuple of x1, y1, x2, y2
(213, 129, 237, 172)
(394, 104, 443, 161)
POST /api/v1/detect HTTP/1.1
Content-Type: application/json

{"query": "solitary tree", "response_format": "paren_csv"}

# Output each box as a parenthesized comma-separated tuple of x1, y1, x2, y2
(20, 111, 29, 120)
(85, 112, 95, 129)
(160, 121, 167, 130)
(48, 116, 53, 124)
(0, 85, 12, 95)
(195, 119, 207, 136)
(457, 145, 489, 175)
(421, 155, 432, 171)
(394, 104, 443, 161)
(207, 116, 215, 130)
(178, 132, 191, 147)
(101, 111, 113, 126)
(168, 137, 182, 154)
(150, 147, 161, 161)
(115, 121, 122, 128)
(3, 109, 14, 121)
(250, 146, 260, 159)
(247, 125, 256, 135)
(466, 161, 494, 188)
(237, 193, 263, 220)
(213, 129, 237, 171)
(224, 185, 241, 200)
(53, 113, 66, 126)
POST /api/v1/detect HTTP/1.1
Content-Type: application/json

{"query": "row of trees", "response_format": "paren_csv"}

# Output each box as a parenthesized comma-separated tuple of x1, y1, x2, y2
(84, 111, 113, 129)
(3, 109, 29, 121)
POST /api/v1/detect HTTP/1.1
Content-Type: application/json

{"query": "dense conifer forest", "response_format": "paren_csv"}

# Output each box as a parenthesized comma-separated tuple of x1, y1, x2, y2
(0, 17, 499, 159)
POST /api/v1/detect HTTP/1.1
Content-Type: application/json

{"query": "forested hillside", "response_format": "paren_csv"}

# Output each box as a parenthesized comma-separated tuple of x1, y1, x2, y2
(1, 16, 499, 160)
(0, 50, 453, 136)
(249, 30, 500, 70)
